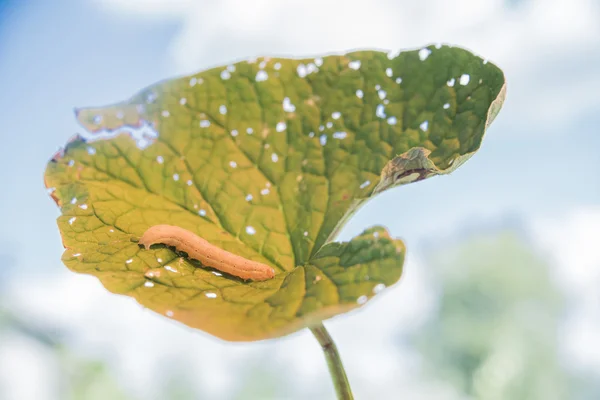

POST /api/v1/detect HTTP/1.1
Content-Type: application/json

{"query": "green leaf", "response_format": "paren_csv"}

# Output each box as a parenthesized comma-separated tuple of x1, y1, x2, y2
(44, 44, 505, 341)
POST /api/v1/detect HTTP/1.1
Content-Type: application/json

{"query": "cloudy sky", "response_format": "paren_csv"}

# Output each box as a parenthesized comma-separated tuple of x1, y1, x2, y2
(0, 0, 599, 398)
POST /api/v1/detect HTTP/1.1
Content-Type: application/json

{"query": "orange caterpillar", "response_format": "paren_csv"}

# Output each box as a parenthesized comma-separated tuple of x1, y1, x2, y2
(139, 225, 275, 281)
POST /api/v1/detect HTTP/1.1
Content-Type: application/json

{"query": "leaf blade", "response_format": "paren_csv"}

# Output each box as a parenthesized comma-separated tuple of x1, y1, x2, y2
(45, 44, 505, 341)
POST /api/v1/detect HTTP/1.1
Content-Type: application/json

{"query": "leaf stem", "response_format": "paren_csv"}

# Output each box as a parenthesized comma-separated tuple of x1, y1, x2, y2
(310, 323, 354, 400)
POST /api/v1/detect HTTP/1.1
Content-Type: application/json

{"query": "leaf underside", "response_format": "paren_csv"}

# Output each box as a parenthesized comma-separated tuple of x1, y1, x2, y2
(44, 44, 505, 341)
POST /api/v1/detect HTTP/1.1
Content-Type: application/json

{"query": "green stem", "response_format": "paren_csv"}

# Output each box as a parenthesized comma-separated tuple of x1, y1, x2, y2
(310, 323, 354, 400)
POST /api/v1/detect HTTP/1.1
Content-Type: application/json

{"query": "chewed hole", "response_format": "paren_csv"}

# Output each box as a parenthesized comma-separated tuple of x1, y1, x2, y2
(212, 271, 223, 276)
(230, 129, 238, 137)
(386, 68, 393, 77)
(332, 111, 341, 120)
(360, 180, 370, 189)
(274, 62, 281, 70)
(246, 127, 253, 134)
(332, 131, 347, 139)
(126, 259, 133, 264)
(348, 60, 361, 70)
(319, 135, 327, 146)
(387, 116, 397, 125)
(161, 110, 170, 117)
(356, 89, 364, 99)
(199, 209, 206, 216)
(283, 97, 295, 112)
(245, 194, 253, 201)
(308, 62, 318, 74)
(173, 173, 179, 181)
(420, 121, 429, 131)
(146, 92, 157, 103)
(166, 310, 174, 317)
(376, 104, 386, 119)
(87, 147, 96, 155)
(373, 283, 386, 294)
(156, 156, 164, 164)
(70, 197, 77, 205)
(186, 180, 193, 186)
(271, 153, 279, 162)
(447, 78, 456, 87)
(246, 226, 256, 235)
(205, 292, 217, 298)
(144, 281, 154, 288)
(79, 204, 88, 210)
(297, 64, 308, 78)
(419, 48, 432, 61)
(326, 122, 333, 129)
(443, 103, 450, 109)
(220, 70, 231, 80)
(255, 70, 268, 82)
(200, 120, 210, 128)
(68, 217, 76, 225)
(387, 49, 401, 59)
(229, 161, 237, 168)
(219, 105, 227, 114)
(459, 74, 471, 85)
(357, 295, 368, 305)
(276, 122, 286, 132)
(396, 77, 402, 84)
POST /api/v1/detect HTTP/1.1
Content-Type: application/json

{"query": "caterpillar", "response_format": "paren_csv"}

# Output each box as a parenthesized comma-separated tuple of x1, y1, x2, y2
(138, 225, 275, 281)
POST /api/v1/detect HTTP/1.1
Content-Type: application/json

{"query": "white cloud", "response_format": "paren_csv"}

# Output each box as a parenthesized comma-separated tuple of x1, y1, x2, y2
(4, 271, 260, 398)
(530, 207, 600, 371)
(531, 207, 600, 290)
(94, 0, 600, 130)
(0, 334, 60, 400)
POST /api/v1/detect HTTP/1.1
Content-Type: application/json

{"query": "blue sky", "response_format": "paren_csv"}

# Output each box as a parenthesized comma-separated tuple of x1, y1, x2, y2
(0, 0, 599, 399)
(0, 0, 177, 276)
